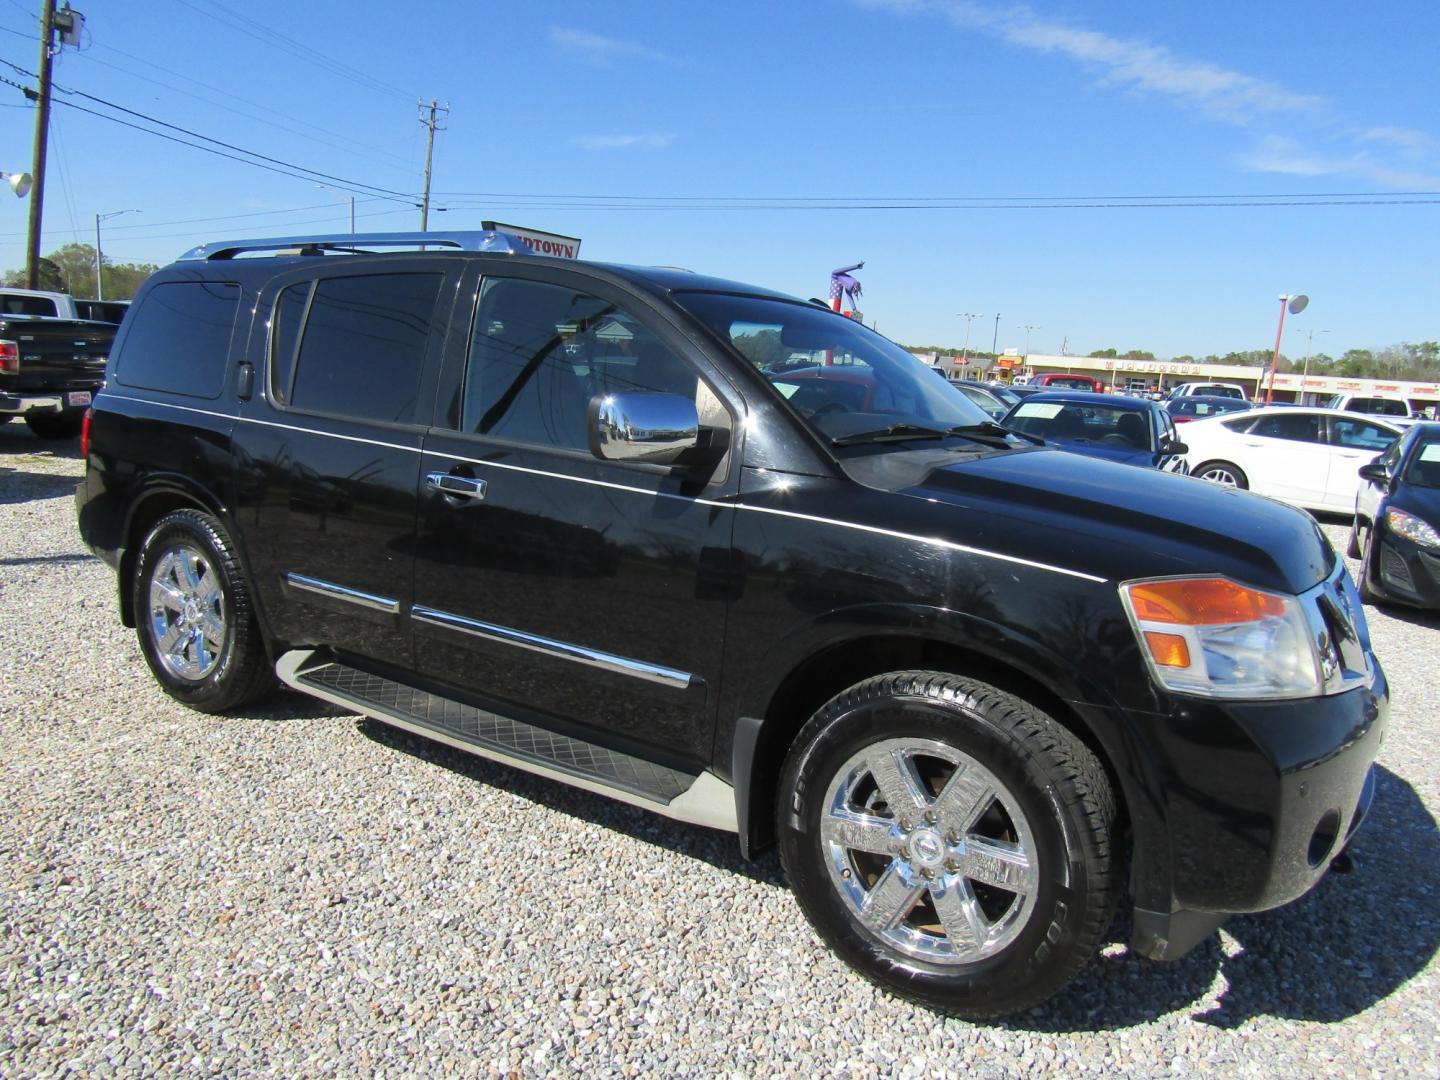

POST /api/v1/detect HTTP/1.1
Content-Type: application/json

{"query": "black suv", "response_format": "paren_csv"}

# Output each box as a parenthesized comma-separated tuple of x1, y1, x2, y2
(77, 231, 1387, 1017)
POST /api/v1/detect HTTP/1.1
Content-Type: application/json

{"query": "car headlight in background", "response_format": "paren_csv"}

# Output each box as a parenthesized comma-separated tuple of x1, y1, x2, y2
(1385, 508, 1440, 549)
(1120, 576, 1321, 699)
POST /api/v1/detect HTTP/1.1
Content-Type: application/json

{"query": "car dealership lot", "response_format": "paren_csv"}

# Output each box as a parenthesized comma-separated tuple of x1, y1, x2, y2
(2, 425, 1438, 1077)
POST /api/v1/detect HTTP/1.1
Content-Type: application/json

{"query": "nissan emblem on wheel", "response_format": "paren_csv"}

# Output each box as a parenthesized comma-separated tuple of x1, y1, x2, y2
(75, 230, 1387, 1018)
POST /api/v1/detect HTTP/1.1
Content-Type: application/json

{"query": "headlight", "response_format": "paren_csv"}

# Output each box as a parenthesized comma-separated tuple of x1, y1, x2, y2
(1120, 576, 1321, 699)
(1385, 507, 1440, 548)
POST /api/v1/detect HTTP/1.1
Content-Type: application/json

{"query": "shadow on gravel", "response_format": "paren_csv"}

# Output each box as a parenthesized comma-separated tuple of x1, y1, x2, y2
(0, 552, 94, 566)
(0, 426, 83, 459)
(1365, 600, 1440, 631)
(229, 687, 353, 722)
(0, 469, 80, 504)
(1012, 765, 1439, 1032)
(354, 716, 786, 888)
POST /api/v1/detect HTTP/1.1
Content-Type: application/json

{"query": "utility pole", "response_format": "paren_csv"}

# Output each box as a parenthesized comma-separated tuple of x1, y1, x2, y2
(25, 0, 57, 288)
(991, 313, 1001, 358)
(418, 99, 449, 232)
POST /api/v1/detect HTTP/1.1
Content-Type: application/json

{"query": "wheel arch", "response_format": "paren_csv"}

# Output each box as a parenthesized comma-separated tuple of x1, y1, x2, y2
(732, 619, 1136, 862)
(117, 477, 260, 639)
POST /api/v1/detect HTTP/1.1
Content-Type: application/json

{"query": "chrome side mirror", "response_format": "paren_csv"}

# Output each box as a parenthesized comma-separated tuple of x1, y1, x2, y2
(588, 392, 701, 465)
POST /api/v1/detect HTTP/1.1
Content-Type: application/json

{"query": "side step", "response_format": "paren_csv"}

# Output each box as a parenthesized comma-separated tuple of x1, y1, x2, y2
(275, 650, 738, 833)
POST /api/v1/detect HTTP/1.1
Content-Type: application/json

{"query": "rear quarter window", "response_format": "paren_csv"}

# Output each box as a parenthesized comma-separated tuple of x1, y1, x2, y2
(115, 282, 239, 399)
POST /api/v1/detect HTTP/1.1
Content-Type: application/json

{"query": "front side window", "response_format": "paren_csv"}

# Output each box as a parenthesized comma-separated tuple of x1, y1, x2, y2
(675, 292, 990, 442)
(462, 277, 705, 451)
(115, 281, 239, 398)
(287, 273, 443, 424)
(1405, 437, 1440, 488)
(1331, 418, 1396, 452)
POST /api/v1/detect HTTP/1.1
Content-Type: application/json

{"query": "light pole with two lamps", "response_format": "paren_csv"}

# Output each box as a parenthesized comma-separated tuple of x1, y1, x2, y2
(956, 312, 984, 370)
(1018, 324, 1040, 357)
(95, 209, 140, 301)
(1295, 327, 1330, 405)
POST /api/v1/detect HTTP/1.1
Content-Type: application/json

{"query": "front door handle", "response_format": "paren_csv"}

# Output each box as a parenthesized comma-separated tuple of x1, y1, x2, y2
(426, 471, 487, 500)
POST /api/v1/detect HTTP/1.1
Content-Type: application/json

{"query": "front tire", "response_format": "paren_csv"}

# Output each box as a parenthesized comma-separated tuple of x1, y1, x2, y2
(777, 672, 1118, 1018)
(24, 412, 83, 439)
(1357, 522, 1382, 605)
(1193, 460, 1248, 489)
(134, 509, 272, 713)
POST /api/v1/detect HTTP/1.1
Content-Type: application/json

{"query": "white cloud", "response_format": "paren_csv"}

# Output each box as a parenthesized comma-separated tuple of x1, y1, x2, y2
(857, 1, 1439, 187)
(574, 132, 677, 151)
(1237, 135, 1440, 188)
(855, 1, 1318, 121)
(549, 28, 678, 68)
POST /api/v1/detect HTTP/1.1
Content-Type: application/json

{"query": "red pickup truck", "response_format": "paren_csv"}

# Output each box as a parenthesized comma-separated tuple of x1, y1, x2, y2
(1030, 372, 1105, 392)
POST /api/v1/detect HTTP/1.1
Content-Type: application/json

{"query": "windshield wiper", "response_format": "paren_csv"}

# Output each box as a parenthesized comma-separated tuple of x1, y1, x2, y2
(946, 422, 1046, 447)
(830, 423, 953, 446)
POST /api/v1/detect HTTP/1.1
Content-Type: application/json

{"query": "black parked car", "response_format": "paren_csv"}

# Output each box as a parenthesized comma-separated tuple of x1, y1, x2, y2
(1165, 394, 1254, 425)
(76, 231, 1387, 1017)
(1351, 421, 1440, 608)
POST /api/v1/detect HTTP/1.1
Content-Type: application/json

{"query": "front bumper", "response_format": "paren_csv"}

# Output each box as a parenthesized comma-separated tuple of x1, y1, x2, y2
(1368, 527, 1440, 610)
(1108, 660, 1389, 962)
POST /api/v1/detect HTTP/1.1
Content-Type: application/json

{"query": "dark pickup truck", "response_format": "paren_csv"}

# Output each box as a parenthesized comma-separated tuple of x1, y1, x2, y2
(0, 315, 114, 438)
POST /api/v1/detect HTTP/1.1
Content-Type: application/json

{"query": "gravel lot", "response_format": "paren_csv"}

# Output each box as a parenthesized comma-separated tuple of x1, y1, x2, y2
(2, 422, 1438, 1078)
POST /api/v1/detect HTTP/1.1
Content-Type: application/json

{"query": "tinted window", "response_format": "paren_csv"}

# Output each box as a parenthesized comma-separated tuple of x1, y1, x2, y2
(1405, 438, 1440, 488)
(1350, 398, 1408, 417)
(2, 294, 59, 317)
(461, 277, 701, 450)
(1330, 418, 1395, 452)
(289, 273, 442, 424)
(116, 282, 238, 398)
(1249, 413, 1322, 443)
(269, 282, 311, 404)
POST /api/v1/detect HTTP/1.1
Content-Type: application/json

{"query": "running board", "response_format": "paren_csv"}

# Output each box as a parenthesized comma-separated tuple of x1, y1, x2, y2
(275, 650, 738, 833)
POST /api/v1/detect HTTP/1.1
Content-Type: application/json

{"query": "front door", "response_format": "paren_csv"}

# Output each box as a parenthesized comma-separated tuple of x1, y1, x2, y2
(410, 268, 739, 768)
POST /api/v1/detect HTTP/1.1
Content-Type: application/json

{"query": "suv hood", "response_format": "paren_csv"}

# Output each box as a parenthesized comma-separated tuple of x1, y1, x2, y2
(844, 445, 1334, 594)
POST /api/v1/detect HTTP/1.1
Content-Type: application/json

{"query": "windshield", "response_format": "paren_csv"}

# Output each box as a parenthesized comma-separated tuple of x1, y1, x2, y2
(1005, 399, 1155, 451)
(1405, 438, 1440, 488)
(675, 292, 992, 442)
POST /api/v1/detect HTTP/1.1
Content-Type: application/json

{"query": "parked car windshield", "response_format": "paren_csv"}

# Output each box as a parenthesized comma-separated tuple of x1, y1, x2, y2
(675, 292, 993, 441)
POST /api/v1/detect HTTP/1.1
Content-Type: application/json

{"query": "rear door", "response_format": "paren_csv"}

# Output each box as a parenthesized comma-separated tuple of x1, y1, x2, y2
(231, 260, 458, 666)
(411, 264, 740, 768)
(1233, 411, 1330, 504)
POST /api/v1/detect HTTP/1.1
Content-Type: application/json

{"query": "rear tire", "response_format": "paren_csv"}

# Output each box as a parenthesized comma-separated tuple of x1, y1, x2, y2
(133, 509, 272, 713)
(777, 671, 1119, 1018)
(1194, 460, 1248, 489)
(24, 412, 83, 439)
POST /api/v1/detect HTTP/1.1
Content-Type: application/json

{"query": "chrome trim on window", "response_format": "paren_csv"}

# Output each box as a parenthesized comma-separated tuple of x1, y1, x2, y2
(411, 605, 694, 690)
(284, 573, 400, 614)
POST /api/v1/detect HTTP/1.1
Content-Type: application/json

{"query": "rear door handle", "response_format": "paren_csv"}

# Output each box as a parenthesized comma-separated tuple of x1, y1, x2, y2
(426, 472, 487, 500)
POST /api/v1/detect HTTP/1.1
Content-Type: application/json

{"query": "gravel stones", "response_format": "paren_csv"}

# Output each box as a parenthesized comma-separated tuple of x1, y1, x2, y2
(2, 427, 1438, 1076)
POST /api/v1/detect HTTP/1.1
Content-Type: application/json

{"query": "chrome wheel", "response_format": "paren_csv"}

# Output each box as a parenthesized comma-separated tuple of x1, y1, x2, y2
(147, 543, 227, 681)
(821, 737, 1039, 965)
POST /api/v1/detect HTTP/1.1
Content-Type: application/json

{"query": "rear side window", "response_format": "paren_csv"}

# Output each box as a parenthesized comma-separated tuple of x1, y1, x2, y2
(1250, 413, 1322, 443)
(268, 282, 310, 405)
(116, 282, 239, 398)
(287, 273, 443, 424)
(1, 294, 58, 317)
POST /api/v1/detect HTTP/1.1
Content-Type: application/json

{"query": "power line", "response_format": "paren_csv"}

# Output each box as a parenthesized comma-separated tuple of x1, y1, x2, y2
(0, 198, 395, 240)
(175, 0, 413, 103)
(79, 39, 416, 171)
(1, 58, 419, 201)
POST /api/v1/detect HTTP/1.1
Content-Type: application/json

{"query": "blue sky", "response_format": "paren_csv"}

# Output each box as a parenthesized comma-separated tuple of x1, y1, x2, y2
(0, 0, 1436, 358)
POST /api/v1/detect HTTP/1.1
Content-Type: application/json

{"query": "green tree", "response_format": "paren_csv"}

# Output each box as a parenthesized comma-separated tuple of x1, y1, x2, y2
(2, 244, 157, 299)
(1121, 349, 1155, 362)
(1088, 347, 1118, 358)
(1335, 349, 1374, 377)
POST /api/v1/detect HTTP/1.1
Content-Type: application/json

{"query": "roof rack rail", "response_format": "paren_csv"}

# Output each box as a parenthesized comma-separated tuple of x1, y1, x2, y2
(176, 230, 532, 262)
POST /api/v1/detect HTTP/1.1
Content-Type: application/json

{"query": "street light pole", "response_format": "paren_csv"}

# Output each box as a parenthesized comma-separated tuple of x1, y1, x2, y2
(94, 209, 140, 301)
(1018, 324, 1040, 357)
(956, 312, 984, 365)
(1297, 328, 1330, 405)
(1265, 293, 1308, 405)
(991, 313, 1000, 358)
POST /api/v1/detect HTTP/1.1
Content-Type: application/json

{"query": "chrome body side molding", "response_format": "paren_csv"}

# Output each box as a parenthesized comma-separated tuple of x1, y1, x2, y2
(283, 572, 400, 614)
(411, 604, 694, 690)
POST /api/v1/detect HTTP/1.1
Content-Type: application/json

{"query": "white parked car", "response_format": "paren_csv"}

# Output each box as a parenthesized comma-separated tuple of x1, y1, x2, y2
(1181, 407, 1402, 512)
